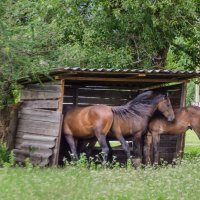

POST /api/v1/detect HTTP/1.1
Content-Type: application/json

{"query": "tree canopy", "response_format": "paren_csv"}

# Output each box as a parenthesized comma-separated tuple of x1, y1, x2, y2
(0, 0, 199, 107)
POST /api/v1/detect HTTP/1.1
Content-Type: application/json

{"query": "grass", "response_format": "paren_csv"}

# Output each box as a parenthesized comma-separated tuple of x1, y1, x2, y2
(184, 130, 200, 156)
(0, 158, 200, 200)
(185, 130, 199, 146)
(0, 131, 199, 200)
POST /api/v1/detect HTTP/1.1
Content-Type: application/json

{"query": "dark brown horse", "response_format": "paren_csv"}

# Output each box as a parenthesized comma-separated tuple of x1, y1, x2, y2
(108, 92, 175, 166)
(63, 91, 175, 162)
(144, 106, 200, 165)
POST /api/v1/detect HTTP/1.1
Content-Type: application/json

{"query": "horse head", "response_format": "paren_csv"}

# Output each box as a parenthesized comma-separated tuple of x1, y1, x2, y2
(156, 94, 175, 122)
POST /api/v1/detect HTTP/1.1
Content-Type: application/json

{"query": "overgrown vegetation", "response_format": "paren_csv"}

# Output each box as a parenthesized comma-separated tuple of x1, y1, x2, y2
(0, 143, 15, 167)
(0, 154, 200, 200)
(0, 0, 199, 107)
(0, 131, 199, 199)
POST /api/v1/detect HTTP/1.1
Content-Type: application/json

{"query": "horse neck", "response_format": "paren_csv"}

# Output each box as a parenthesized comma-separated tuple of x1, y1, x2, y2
(137, 96, 165, 119)
(136, 102, 158, 120)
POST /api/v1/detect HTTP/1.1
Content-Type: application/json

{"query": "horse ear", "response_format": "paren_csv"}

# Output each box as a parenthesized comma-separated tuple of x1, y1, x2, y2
(165, 92, 169, 99)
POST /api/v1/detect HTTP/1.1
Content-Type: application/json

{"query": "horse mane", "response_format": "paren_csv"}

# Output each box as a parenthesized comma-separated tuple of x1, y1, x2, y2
(112, 91, 164, 120)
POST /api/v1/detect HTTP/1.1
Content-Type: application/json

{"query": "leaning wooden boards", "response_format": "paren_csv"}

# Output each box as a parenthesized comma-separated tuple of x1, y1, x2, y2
(13, 82, 63, 166)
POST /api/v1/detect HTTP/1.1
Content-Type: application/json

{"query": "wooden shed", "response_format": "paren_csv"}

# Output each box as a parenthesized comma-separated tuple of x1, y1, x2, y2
(12, 67, 200, 166)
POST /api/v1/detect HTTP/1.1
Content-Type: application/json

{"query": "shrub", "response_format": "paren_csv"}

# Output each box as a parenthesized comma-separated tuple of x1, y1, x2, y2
(0, 143, 15, 167)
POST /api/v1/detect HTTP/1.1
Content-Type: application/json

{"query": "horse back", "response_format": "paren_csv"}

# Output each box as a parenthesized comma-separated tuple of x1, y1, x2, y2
(110, 115, 146, 137)
(63, 105, 113, 138)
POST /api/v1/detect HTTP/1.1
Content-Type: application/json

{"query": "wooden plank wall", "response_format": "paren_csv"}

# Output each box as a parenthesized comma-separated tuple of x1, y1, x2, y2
(62, 82, 183, 164)
(14, 82, 63, 166)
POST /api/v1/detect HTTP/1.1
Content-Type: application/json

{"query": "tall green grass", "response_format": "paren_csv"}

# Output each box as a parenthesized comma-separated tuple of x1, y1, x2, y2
(0, 157, 200, 200)
(0, 131, 199, 200)
(184, 130, 200, 158)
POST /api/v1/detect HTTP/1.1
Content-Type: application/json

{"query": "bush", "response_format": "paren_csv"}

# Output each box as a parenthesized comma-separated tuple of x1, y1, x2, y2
(0, 143, 15, 167)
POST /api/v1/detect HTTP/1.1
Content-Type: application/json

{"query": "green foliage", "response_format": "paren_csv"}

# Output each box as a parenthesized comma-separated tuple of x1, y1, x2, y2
(0, 0, 199, 105)
(0, 143, 15, 167)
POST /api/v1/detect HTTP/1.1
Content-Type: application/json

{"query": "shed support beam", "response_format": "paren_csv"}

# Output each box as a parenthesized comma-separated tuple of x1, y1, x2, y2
(55, 76, 187, 83)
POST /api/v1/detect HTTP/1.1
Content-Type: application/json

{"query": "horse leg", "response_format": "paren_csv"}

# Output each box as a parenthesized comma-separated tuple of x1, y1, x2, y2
(85, 137, 97, 157)
(106, 138, 114, 162)
(96, 134, 109, 163)
(65, 135, 78, 160)
(132, 133, 142, 168)
(152, 133, 160, 165)
(143, 132, 153, 165)
(116, 135, 131, 159)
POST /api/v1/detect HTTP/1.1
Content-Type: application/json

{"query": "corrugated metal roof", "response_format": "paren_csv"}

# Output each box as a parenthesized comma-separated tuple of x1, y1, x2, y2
(50, 67, 200, 75)
(18, 67, 200, 85)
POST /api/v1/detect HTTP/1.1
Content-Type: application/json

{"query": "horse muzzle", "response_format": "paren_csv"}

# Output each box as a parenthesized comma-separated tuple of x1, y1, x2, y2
(167, 116, 175, 122)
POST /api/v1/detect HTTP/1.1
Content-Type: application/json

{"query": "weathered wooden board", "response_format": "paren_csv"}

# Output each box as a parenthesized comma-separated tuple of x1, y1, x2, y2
(21, 90, 60, 100)
(159, 147, 177, 154)
(13, 149, 53, 158)
(15, 138, 56, 149)
(18, 119, 60, 130)
(13, 148, 52, 156)
(25, 84, 61, 92)
(51, 114, 63, 166)
(14, 108, 63, 166)
(19, 133, 56, 142)
(22, 100, 58, 109)
(17, 125, 60, 137)
(21, 83, 62, 101)
(65, 88, 135, 98)
(78, 97, 128, 106)
(19, 109, 62, 123)
(14, 151, 50, 167)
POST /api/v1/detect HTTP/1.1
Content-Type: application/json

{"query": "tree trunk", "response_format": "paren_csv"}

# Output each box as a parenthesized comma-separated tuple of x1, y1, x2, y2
(152, 47, 169, 68)
(0, 105, 18, 149)
(0, 107, 11, 142)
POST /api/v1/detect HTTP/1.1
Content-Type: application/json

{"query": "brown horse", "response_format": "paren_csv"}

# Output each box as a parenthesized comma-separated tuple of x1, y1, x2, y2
(63, 91, 175, 162)
(108, 92, 175, 166)
(143, 106, 200, 165)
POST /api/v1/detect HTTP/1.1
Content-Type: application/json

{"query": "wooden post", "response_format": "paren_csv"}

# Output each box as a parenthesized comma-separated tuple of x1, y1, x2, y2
(176, 82, 187, 158)
(195, 68, 200, 103)
(7, 105, 19, 149)
(54, 80, 64, 165)
(195, 79, 200, 103)
(57, 80, 65, 112)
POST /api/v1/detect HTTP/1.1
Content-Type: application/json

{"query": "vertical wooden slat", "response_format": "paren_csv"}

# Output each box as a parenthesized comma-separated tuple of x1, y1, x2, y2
(52, 114, 63, 165)
(74, 87, 78, 106)
(180, 82, 187, 107)
(54, 80, 64, 165)
(57, 80, 64, 112)
(176, 82, 187, 158)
